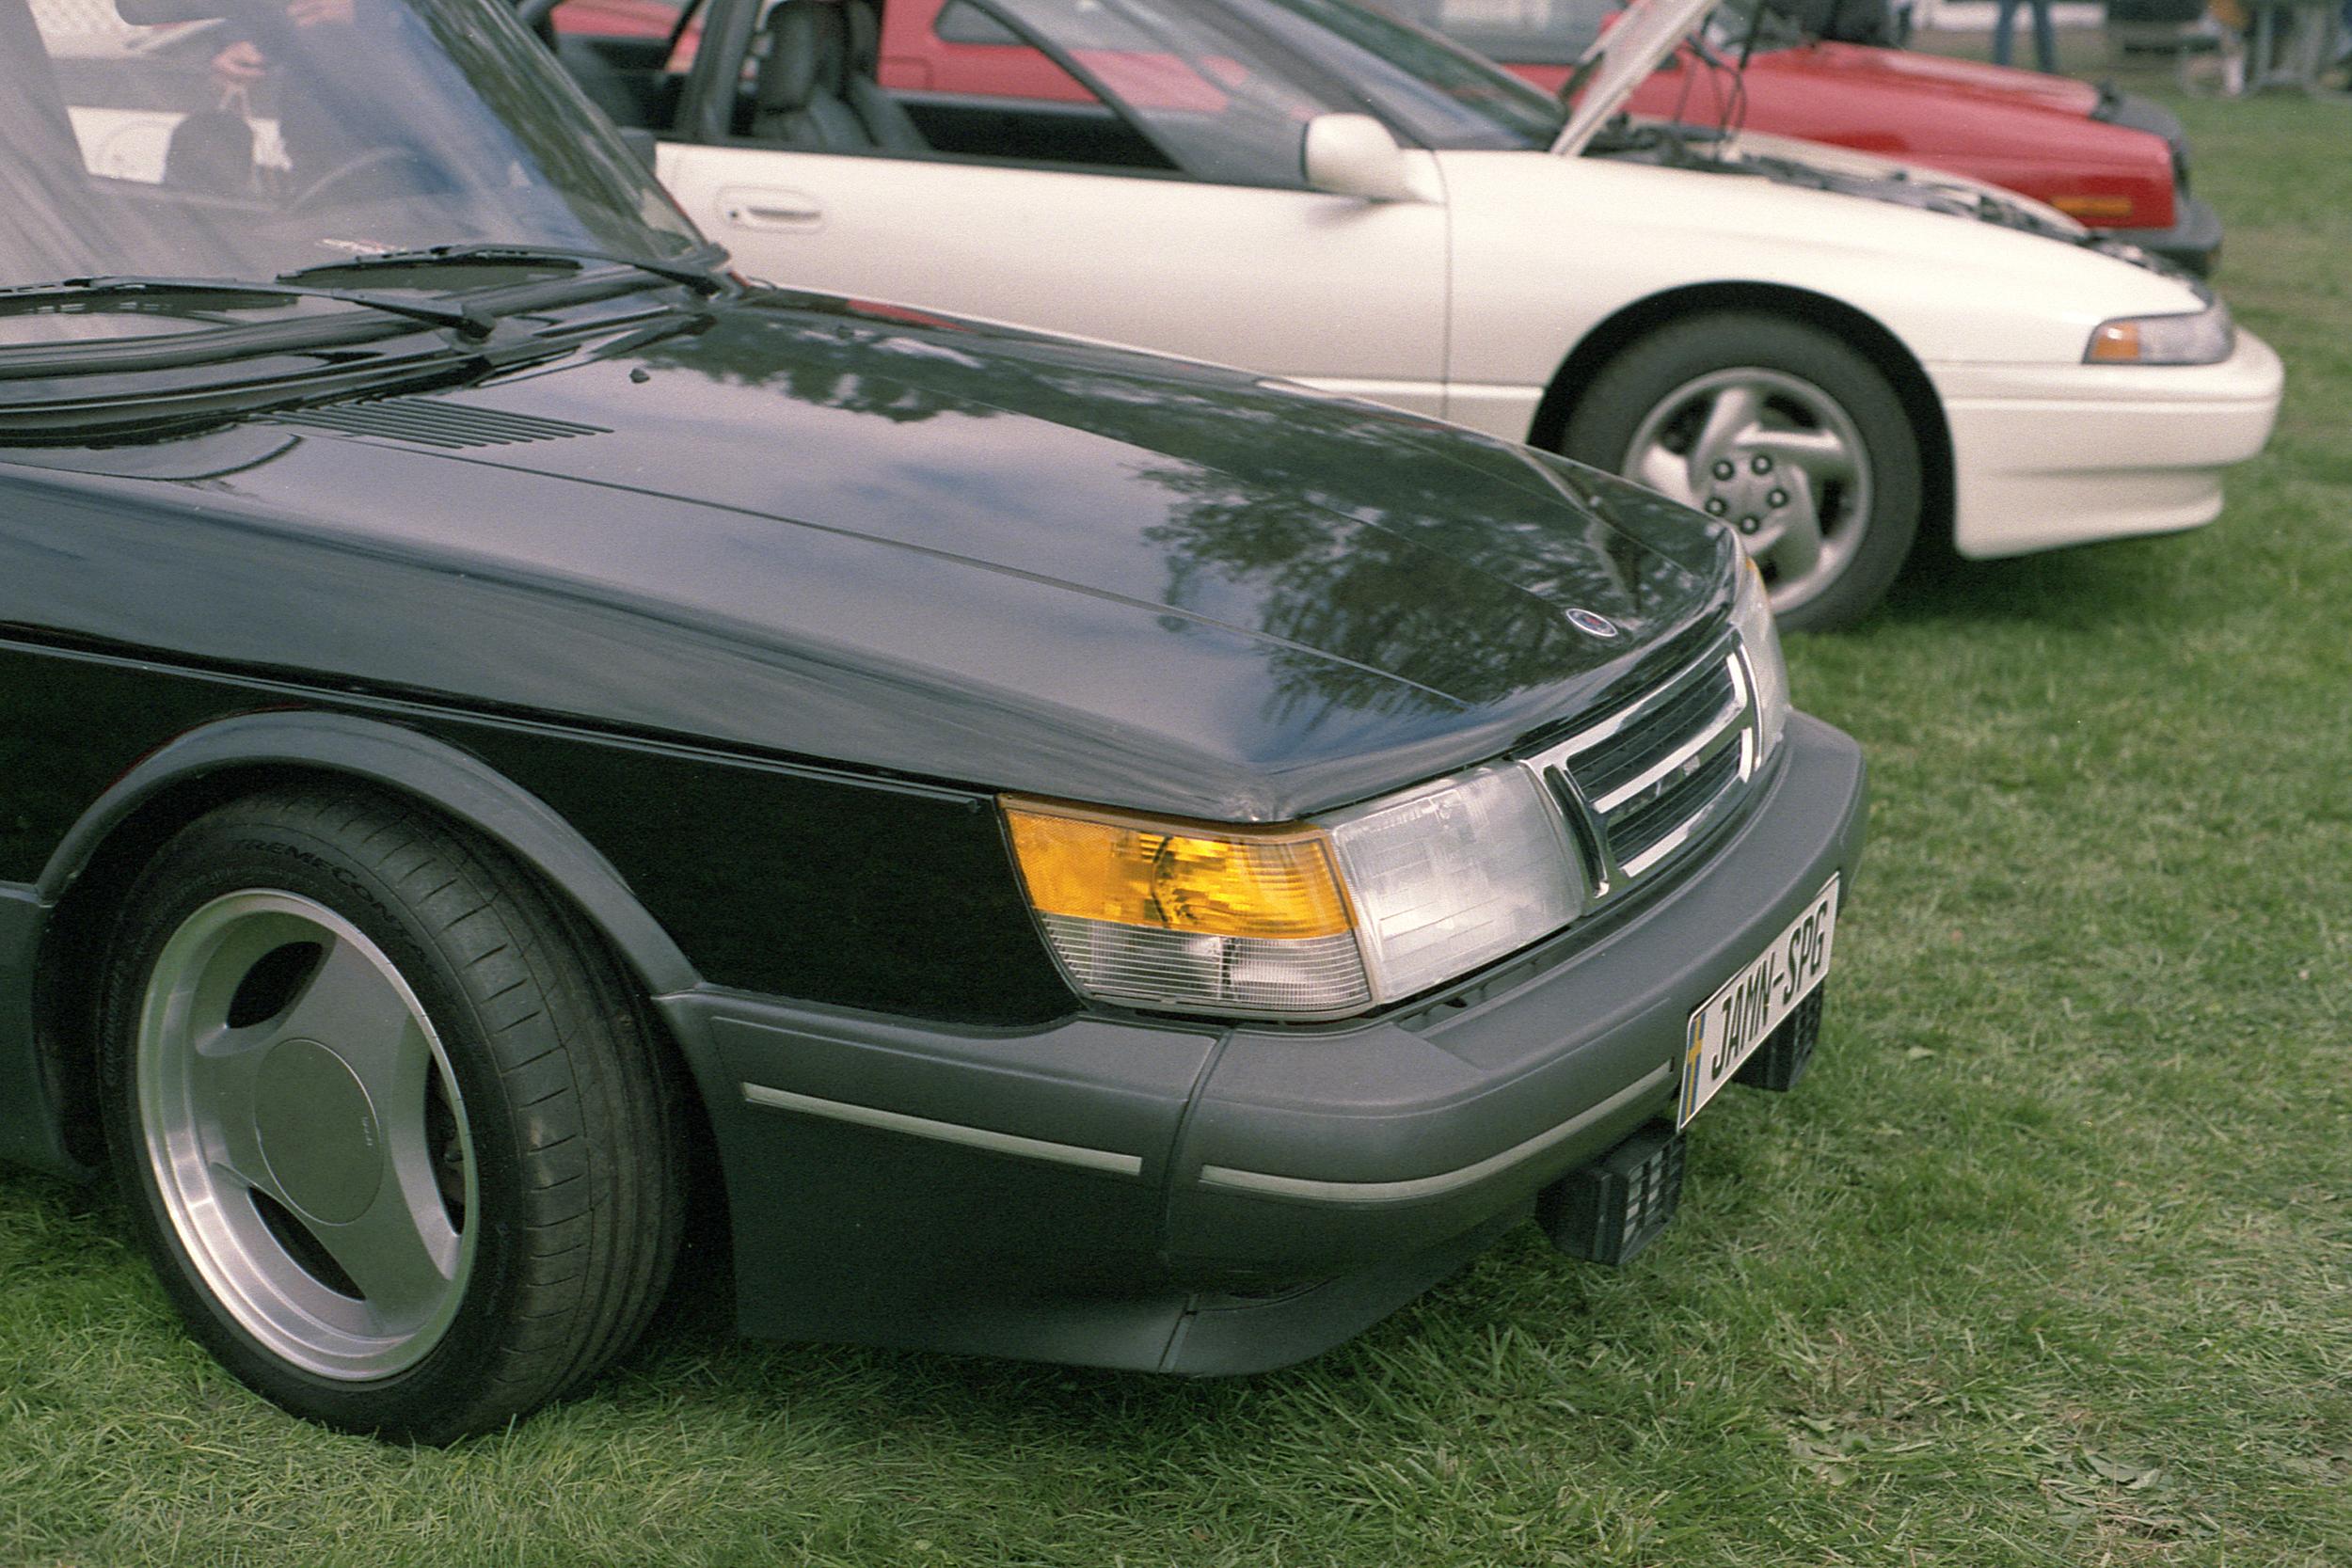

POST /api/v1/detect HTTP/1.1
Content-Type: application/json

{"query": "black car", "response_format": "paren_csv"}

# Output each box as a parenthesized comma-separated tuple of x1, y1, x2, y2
(0, 0, 1866, 1441)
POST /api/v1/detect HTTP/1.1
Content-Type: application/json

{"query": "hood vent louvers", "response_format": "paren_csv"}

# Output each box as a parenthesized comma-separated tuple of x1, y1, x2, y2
(264, 397, 608, 450)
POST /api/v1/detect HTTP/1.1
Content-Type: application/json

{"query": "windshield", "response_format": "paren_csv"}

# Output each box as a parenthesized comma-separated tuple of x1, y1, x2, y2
(3, 0, 704, 292)
(1373, 0, 1609, 66)
(985, 0, 1562, 170)
(1371, 0, 1796, 68)
(1244, 0, 1565, 150)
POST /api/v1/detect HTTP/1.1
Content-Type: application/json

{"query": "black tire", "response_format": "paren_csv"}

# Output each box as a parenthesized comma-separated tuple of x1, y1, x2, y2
(97, 788, 685, 1443)
(1558, 311, 1924, 632)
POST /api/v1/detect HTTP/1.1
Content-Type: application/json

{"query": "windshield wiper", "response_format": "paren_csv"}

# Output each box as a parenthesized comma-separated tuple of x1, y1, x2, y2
(0, 276, 496, 341)
(281, 244, 726, 298)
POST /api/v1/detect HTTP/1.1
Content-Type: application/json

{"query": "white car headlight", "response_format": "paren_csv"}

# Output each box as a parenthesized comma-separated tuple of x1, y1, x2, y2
(1732, 554, 1790, 762)
(1004, 765, 1586, 1020)
(2085, 302, 2233, 366)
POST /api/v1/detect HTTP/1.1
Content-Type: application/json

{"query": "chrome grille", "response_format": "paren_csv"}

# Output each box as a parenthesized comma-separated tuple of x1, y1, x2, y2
(1607, 736, 1743, 869)
(1521, 635, 1760, 900)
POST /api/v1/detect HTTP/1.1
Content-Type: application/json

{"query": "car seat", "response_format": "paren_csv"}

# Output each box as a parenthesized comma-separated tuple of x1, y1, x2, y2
(752, 0, 924, 151)
(842, 0, 927, 151)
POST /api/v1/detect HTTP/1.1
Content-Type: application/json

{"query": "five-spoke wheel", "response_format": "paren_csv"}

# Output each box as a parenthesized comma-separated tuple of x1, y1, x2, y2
(1559, 312, 1923, 632)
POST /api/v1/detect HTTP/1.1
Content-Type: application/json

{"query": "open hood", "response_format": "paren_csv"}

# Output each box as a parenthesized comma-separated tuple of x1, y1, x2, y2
(1551, 0, 1713, 156)
(1715, 127, 2086, 235)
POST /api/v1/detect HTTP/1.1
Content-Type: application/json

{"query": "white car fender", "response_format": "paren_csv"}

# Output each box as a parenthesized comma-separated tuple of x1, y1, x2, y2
(1432, 148, 2212, 441)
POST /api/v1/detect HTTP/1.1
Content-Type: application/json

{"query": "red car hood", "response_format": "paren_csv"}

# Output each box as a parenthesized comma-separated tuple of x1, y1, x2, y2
(1792, 40, 2102, 113)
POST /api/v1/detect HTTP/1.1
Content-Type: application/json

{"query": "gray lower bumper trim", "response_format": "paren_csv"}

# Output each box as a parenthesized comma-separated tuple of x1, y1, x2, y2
(739, 1083, 1146, 1177)
(1196, 1063, 1674, 1204)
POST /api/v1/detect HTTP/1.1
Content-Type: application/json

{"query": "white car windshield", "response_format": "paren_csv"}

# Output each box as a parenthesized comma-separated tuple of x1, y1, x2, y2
(3, 0, 705, 291)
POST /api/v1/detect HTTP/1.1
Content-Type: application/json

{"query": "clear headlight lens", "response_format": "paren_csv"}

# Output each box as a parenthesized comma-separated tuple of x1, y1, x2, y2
(1322, 763, 1584, 1004)
(2085, 302, 2233, 365)
(1005, 767, 1586, 1020)
(1732, 553, 1790, 761)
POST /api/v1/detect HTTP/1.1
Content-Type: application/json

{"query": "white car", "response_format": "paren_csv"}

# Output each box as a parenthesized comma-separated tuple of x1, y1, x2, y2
(547, 0, 2281, 627)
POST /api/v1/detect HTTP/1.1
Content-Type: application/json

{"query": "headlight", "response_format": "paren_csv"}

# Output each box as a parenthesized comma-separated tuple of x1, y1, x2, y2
(2085, 302, 2233, 366)
(1004, 802, 1369, 1018)
(1731, 553, 1790, 762)
(1005, 768, 1585, 1020)
(1322, 763, 1583, 1003)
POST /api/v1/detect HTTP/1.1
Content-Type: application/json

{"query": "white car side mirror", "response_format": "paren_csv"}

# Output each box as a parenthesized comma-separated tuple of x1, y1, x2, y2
(1302, 114, 1426, 203)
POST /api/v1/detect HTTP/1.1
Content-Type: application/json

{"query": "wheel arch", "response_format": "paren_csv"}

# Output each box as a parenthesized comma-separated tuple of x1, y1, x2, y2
(1526, 282, 1955, 549)
(31, 710, 702, 1168)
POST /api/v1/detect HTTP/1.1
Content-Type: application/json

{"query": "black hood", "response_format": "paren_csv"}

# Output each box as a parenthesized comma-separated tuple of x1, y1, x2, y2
(0, 287, 1734, 820)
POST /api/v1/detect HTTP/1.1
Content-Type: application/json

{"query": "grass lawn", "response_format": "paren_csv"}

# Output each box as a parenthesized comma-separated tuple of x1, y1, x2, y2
(6, 68, 2351, 1568)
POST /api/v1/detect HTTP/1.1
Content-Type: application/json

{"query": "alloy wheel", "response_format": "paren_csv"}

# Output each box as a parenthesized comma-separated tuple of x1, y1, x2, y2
(1620, 367, 1874, 612)
(134, 890, 478, 1381)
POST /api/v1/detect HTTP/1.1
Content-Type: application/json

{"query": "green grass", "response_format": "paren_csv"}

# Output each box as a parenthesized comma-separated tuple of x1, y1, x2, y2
(8, 79, 2352, 1568)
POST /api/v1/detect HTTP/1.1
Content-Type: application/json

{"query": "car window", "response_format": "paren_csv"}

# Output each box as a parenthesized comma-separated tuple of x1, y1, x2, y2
(551, 0, 701, 59)
(957, 0, 1337, 186)
(737, 0, 1193, 179)
(1373, 0, 1610, 65)
(932, 0, 1016, 44)
(915, 0, 1558, 164)
(1237, 0, 1565, 150)
(735, 0, 1553, 182)
(905, 0, 1127, 112)
(547, 0, 700, 128)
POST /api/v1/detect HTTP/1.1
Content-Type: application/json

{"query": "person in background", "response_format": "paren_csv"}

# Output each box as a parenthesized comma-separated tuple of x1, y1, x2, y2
(203, 0, 367, 182)
(1764, 0, 1902, 45)
(1993, 0, 2058, 70)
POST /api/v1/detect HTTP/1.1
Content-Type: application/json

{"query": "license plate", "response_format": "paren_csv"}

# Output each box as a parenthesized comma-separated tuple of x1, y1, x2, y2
(1677, 877, 1839, 1128)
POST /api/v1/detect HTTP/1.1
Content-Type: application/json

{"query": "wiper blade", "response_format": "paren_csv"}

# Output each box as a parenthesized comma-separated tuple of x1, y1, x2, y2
(0, 275, 497, 340)
(282, 244, 726, 297)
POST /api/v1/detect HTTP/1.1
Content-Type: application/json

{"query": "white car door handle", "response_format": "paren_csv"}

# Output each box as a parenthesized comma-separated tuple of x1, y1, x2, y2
(719, 188, 825, 231)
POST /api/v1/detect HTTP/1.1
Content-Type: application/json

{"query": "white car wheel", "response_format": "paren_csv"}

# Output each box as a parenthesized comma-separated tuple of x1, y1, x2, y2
(1563, 313, 1923, 631)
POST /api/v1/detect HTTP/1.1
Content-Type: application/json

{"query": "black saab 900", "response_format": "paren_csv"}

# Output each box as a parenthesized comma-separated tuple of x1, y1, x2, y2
(0, 0, 1865, 1440)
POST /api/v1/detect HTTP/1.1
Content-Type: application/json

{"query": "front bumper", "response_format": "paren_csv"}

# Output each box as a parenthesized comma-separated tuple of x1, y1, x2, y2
(656, 713, 1868, 1374)
(1931, 325, 2282, 560)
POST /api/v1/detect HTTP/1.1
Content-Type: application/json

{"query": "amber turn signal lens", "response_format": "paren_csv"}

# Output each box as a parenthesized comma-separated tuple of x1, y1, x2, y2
(2086, 321, 2142, 363)
(2050, 194, 2135, 221)
(1004, 800, 1352, 941)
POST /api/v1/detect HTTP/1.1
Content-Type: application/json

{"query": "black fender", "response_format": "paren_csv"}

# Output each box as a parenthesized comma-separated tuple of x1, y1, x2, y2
(38, 709, 699, 991)
(2, 709, 701, 1178)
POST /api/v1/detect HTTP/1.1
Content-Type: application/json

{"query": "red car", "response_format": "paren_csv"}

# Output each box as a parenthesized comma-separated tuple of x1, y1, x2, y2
(1391, 0, 2217, 272)
(543, 0, 2214, 272)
